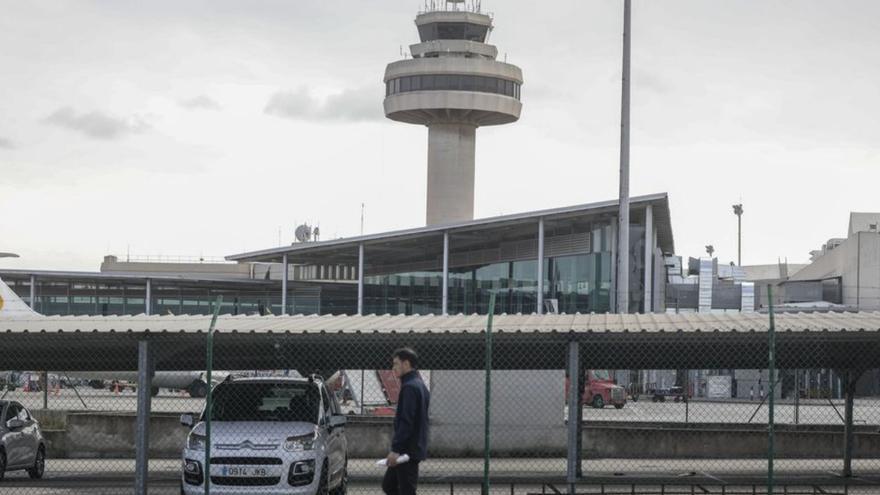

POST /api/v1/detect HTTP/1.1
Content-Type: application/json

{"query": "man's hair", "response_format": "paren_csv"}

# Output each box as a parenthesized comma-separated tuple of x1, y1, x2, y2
(392, 347, 419, 369)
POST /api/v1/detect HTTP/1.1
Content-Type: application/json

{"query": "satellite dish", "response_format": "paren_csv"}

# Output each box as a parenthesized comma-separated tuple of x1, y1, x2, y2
(295, 224, 313, 243)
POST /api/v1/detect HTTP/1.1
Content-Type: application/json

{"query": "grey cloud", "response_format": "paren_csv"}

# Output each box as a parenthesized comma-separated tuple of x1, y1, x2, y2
(264, 86, 383, 122)
(0, 137, 15, 149)
(45, 107, 148, 140)
(179, 95, 222, 110)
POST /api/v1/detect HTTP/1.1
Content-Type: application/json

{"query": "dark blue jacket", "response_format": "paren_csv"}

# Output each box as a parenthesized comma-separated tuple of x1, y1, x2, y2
(391, 371, 430, 461)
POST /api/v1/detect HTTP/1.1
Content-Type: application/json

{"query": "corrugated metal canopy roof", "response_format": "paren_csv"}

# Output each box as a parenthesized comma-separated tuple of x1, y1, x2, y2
(3, 312, 879, 372)
(4, 310, 880, 334)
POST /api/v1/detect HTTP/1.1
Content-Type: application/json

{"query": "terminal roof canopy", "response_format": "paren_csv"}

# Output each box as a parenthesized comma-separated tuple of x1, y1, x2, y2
(226, 193, 675, 266)
(2, 311, 880, 371)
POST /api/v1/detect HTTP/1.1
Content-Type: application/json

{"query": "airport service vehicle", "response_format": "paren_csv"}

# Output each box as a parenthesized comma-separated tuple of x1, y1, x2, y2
(583, 370, 627, 409)
(180, 376, 348, 495)
(651, 385, 689, 403)
(66, 371, 212, 398)
(565, 370, 627, 409)
(0, 401, 46, 481)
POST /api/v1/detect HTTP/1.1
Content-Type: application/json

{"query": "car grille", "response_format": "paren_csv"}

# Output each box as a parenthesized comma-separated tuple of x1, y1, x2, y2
(211, 457, 282, 465)
(211, 476, 281, 486)
(611, 388, 624, 401)
(216, 441, 278, 451)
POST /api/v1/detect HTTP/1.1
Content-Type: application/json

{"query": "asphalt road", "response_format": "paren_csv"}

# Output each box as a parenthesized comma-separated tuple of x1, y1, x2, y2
(2, 459, 879, 494)
(6, 389, 880, 426)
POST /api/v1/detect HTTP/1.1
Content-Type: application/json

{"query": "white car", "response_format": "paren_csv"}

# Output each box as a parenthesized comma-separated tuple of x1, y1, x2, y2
(0, 401, 46, 481)
(180, 376, 348, 495)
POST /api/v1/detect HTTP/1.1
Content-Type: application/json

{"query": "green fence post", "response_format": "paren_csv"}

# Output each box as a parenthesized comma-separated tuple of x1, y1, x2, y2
(767, 285, 776, 494)
(483, 292, 496, 495)
(204, 295, 223, 495)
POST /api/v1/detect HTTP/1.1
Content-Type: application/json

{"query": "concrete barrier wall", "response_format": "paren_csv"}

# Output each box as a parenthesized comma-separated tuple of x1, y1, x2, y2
(33, 411, 880, 460)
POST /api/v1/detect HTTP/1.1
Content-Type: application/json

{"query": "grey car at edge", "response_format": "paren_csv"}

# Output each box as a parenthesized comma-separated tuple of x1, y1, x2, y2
(0, 400, 46, 481)
(180, 376, 348, 495)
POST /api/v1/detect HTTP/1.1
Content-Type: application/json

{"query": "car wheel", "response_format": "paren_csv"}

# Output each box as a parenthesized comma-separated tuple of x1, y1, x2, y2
(0, 449, 6, 481)
(591, 395, 605, 409)
(27, 446, 45, 479)
(614, 404, 624, 409)
(331, 461, 348, 495)
(317, 461, 330, 495)
(151, 386, 160, 397)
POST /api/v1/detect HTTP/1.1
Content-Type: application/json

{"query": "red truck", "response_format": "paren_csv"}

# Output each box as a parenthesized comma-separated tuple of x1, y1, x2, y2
(566, 369, 627, 409)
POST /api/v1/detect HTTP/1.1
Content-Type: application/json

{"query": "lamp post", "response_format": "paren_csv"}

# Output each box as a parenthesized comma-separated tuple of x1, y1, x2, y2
(733, 204, 743, 266)
(615, 0, 632, 314)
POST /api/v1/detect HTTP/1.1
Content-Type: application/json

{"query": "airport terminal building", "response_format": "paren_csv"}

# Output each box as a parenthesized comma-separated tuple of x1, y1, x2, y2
(2, 193, 673, 318)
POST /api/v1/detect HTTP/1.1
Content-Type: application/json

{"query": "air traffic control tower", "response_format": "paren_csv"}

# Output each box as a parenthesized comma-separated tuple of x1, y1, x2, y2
(384, 0, 523, 225)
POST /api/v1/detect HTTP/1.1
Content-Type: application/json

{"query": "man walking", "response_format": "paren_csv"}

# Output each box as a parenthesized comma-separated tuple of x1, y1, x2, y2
(383, 347, 430, 495)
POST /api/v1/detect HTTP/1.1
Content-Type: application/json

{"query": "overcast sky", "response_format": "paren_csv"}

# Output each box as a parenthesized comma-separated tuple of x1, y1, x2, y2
(1, 0, 879, 271)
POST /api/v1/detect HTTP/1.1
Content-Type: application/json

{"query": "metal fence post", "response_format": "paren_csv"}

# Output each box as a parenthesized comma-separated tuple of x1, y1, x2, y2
(135, 339, 154, 495)
(567, 340, 581, 493)
(483, 292, 496, 495)
(843, 370, 861, 477)
(767, 285, 776, 494)
(794, 368, 800, 425)
(42, 371, 48, 410)
(205, 296, 223, 495)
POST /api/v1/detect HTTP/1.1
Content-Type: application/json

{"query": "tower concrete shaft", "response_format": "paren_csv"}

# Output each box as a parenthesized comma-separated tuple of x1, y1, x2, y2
(426, 123, 476, 225)
(384, 2, 523, 226)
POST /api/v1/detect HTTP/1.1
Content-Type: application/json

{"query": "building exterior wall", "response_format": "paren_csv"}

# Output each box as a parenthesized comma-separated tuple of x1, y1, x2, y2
(100, 260, 253, 279)
(857, 232, 880, 310)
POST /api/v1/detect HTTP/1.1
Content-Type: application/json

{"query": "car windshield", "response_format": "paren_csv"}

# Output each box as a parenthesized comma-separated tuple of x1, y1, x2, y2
(205, 382, 319, 423)
(591, 370, 611, 381)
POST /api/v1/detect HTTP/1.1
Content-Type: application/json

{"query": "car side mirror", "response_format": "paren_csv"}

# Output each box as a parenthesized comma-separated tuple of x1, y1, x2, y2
(6, 418, 25, 430)
(329, 415, 346, 428)
(180, 414, 195, 427)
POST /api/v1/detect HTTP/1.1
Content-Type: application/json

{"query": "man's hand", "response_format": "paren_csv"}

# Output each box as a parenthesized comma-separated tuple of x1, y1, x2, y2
(386, 452, 400, 467)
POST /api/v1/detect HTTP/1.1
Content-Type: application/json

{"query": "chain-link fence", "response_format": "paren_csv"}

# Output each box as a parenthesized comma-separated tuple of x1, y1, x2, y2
(1, 311, 879, 494)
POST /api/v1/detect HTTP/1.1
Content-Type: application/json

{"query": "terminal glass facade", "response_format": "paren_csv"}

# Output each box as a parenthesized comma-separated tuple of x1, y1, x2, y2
(0, 275, 313, 317)
(448, 259, 539, 315)
(363, 271, 443, 316)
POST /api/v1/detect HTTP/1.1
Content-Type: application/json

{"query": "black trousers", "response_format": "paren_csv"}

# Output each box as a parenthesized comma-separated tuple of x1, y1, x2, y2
(382, 460, 420, 495)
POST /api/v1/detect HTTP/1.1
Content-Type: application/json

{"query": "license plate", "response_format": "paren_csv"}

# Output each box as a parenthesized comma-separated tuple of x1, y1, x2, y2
(221, 466, 270, 477)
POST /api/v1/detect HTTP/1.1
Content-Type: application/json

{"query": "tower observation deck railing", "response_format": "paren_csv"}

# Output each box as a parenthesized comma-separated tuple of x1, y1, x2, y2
(419, 0, 493, 17)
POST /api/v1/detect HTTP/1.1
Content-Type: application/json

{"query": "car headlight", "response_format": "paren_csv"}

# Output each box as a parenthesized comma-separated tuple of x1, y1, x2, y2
(283, 432, 317, 452)
(187, 432, 206, 451)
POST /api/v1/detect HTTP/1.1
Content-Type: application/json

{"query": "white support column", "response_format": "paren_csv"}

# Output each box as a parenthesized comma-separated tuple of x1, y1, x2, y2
(281, 254, 289, 315)
(610, 217, 618, 312)
(29, 275, 36, 310)
(145, 279, 152, 316)
(643, 205, 654, 313)
(537, 218, 545, 314)
(442, 232, 449, 315)
(357, 243, 365, 316)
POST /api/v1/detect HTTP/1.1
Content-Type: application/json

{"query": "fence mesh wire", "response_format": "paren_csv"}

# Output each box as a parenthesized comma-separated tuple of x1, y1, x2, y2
(0, 323, 879, 494)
